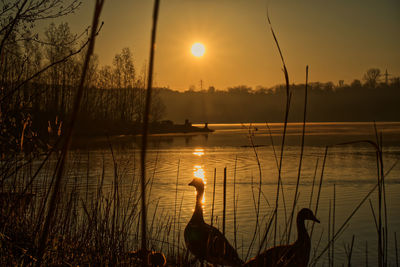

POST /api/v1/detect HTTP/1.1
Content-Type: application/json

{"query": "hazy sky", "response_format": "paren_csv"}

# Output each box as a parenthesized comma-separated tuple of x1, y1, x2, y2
(62, 0, 400, 91)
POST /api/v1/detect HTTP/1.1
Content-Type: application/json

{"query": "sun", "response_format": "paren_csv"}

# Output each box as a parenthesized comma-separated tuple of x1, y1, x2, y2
(191, 42, 205, 57)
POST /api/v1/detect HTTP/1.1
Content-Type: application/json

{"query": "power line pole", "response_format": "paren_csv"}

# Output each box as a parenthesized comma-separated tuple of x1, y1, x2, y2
(384, 69, 392, 85)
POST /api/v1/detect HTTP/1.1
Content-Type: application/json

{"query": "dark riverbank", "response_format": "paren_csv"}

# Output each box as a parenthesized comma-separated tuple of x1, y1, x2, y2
(66, 119, 213, 149)
(73, 118, 213, 137)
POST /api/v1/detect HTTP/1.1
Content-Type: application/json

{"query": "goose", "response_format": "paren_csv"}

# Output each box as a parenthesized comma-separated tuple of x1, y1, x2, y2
(244, 208, 320, 267)
(184, 178, 243, 266)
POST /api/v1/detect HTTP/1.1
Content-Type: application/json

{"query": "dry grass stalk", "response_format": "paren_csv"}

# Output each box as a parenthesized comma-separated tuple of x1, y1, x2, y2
(139, 0, 160, 256)
(288, 65, 309, 243)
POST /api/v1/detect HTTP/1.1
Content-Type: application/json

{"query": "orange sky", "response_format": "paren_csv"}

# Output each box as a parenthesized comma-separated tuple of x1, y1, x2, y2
(64, 0, 400, 91)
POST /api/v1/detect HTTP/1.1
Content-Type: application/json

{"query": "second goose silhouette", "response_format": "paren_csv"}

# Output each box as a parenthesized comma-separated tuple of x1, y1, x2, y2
(244, 208, 320, 267)
(184, 178, 243, 266)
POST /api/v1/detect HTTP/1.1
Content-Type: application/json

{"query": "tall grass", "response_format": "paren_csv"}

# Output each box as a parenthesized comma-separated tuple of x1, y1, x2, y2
(139, 0, 160, 257)
(287, 65, 309, 243)
(36, 1, 104, 265)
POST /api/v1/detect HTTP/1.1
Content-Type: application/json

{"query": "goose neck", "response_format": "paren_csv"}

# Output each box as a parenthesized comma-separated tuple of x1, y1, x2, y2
(297, 216, 309, 242)
(192, 188, 204, 222)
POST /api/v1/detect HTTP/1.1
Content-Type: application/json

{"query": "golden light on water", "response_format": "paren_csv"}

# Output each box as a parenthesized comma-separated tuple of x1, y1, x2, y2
(193, 165, 205, 182)
(191, 42, 205, 57)
(193, 148, 205, 156)
(193, 165, 206, 204)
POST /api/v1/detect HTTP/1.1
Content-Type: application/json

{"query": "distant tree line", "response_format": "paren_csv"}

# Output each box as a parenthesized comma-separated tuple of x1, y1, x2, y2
(158, 69, 400, 123)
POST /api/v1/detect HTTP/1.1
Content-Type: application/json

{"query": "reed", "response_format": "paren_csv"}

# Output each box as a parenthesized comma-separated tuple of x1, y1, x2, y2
(211, 168, 216, 226)
(310, 156, 398, 266)
(247, 173, 258, 259)
(246, 125, 263, 258)
(2, 148, 156, 264)
(332, 184, 336, 267)
(344, 235, 356, 267)
(310, 146, 328, 239)
(328, 199, 331, 267)
(176, 191, 185, 263)
(233, 156, 238, 250)
(288, 65, 309, 243)
(266, 11, 291, 247)
(139, 0, 160, 258)
(147, 148, 160, 209)
(249, 12, 293, 259)
(172, 158, 180, 259)
(223, 167, 227, 236)
(369, 199, 379, 232)
(395, 232, 399, 267)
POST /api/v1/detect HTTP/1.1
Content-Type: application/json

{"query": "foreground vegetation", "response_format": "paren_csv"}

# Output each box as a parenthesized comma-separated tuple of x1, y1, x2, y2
(1, 0, 398, 266)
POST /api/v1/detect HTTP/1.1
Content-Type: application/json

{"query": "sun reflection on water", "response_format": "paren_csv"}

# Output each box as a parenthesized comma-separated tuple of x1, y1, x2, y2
(193, 148, 205, 156)
(193, 165, 205, 181)
(193, 163, 206, 205)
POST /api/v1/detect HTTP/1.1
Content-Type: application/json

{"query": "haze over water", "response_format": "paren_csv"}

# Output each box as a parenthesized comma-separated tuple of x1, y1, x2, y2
(70, 122, 400, 265)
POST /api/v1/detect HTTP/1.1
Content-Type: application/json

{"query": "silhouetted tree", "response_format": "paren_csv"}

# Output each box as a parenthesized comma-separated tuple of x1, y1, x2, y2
(363, 68, 381, 88)
(0, 0, 80, 58)
(324, 82, 334, 91)
(97, 65, 114, 89)
(228, 85, 252, 94)
(255, 86, 274, 94)
(351, 79, 362, 88)
(44, 22, 79, 115)
(391, 77, 400, 87)
(90, 48, 165, 123)
(113, 47, 135, 89)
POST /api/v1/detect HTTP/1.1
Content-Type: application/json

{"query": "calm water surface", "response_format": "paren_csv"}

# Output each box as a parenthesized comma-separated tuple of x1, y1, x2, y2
(73, 122, 400, 265)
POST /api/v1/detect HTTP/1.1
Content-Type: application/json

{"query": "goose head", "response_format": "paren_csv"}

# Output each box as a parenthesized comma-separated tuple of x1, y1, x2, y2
(188, 178, 205, 193)
(298, 208, 320, 223)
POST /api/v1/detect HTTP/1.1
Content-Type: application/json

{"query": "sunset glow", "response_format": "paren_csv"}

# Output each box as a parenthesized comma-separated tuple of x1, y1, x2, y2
(191, 42, 205, 58)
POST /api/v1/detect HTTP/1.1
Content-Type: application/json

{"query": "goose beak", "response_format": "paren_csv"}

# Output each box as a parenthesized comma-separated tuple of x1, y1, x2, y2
(313, 216, 320, 223)
(188, 180, 194, 186)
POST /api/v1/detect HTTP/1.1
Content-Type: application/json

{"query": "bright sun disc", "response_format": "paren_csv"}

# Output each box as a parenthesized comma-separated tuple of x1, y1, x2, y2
(191, 42, 205, 57)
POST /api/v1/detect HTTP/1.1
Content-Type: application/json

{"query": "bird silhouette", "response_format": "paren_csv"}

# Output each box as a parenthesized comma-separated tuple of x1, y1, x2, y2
(184, 178, 243, 266)
(244, 208, 320, 267)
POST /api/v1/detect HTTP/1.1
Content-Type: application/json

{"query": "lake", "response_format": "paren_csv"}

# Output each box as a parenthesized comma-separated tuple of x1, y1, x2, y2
(70, 122, 400, 265)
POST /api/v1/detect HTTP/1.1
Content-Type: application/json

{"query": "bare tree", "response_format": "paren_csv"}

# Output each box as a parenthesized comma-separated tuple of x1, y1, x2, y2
(112, 47, 136, 120)
(113, 47, 135, 89)
(44, 22, 78, 115)
(0, 0, 81, 59)
(363, 68, 381, 88)
(0, 0, 82, 155)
